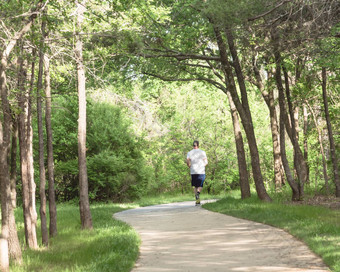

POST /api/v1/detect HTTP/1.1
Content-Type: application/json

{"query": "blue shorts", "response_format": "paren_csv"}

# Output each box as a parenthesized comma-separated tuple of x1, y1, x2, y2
(191, 174, 206, 188)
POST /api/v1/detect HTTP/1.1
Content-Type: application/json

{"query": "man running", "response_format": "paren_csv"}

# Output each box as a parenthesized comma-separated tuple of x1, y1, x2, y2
(186, 140, 208, 205)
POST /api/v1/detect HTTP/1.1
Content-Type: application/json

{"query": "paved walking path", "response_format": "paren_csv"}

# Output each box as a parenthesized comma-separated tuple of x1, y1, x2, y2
(114, 200, 330, 272)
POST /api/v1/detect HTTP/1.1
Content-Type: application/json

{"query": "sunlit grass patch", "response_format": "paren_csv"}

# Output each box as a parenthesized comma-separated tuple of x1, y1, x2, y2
(11, 203, 140, 272)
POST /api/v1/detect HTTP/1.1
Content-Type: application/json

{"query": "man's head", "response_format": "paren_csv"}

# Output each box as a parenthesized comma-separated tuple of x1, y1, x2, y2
(193, 140, 199, 149)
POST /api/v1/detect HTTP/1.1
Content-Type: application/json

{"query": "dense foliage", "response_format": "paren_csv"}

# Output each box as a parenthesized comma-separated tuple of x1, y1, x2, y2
(49, 96, 151, 202)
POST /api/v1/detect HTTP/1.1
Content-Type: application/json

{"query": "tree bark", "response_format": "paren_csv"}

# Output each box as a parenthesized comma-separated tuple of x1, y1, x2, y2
(10, 118, 18, 208)
(322, 67, 340, 197)
(272, 31, 300, 201)
(17, 56, 38, 249)
(303, 104, 310, 183)
(0, 2, 45, 262)
(221, 27, 271, 201)
(226, 91, 251, 199)
(0, 119, 22, 265)
(205, 57, 251, 199)
(28, 49, 38, 244)
(37, 17, 49, 245)
(282, 65, 307, 199)
(75, 0, 93, 229)
(44, 52, 58, 237)
(0, 24, 36, 270)
(308, 103, 329, 193)
(0, 235, 9, 272)
(252, 56, 284, 188)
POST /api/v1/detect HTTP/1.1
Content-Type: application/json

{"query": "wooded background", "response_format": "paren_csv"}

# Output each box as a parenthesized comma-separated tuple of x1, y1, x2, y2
(0, 0, 339, 268)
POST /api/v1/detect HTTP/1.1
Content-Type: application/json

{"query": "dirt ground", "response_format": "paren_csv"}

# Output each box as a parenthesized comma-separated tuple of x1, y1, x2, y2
(293, 194, 340, 210)
(114, 200, 330, 272)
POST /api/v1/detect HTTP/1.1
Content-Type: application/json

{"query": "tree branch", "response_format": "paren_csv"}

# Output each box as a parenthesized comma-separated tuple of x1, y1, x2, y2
(140, 49, 221, 62)
(248, 0, 292, 21)
(143, 71, 226, 91)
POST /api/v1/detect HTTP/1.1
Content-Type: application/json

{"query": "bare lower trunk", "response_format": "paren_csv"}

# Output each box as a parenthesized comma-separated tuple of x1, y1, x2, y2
(18, 57, 38, 249)
(226, 91, 251, 199)
(10, 119, 18, 208)
(1, 67, 22, 264)
(308, 104, 329, 193)
(37, 19, 49, 245)
(223, 27, 271, 201)
(44, 53, 58, 237)
(272, 32, 299, 201)
(0, 2, 44, 263)
(75, 0, 93, 229)
(322, 68, 340, 197)
(205, 55, 250, 198)
(252, 57, 283, 188)
(283, 66, 306, 199)
(0, 120, 22, 266)
(303, 104, 310, 183)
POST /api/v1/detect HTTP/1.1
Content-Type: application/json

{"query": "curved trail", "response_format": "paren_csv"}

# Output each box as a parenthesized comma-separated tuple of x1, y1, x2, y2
(114, 200, 329, 272)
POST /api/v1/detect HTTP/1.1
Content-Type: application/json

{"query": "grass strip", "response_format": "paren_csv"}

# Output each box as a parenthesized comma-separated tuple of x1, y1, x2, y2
(11, 203, 140, 272)
(203, 194, 340, 272)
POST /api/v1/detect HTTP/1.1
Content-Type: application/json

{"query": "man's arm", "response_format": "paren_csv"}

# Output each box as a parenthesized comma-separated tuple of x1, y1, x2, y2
(203, 157, 208, 166)
(187, 158, 191, 168)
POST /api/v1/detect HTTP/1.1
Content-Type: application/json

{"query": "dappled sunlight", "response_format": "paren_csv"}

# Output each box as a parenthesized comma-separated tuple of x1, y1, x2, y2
(114, 201, 329, 272)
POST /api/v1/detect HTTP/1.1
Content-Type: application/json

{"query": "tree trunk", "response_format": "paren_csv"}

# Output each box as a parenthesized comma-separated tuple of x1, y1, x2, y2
(272, 32, 300, 201)
(308, 103, 329, 193)
(0, 2, 44, 263)
(322, 67, 340, 197)
(0, 118, 22, 265)
(222, 27, 271, 201)
(17, 56, 38, 249)
(282, 65, 306, 199)
(28, 50, 38, 245)
(226, 91, 251, 199)
(75, 0, 93, 229)
(205, 56, 250, 198)
(0, 235, 9, 272)
(252, 56, 284, 188)
(10, 118, 18, 208)
(303, 104, 310, 183)
(37, 17, 49, 245)
(44, 52, 58, 237)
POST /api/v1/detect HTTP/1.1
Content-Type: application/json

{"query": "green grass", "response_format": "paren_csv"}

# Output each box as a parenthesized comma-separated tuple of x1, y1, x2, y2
(11, 203, 140, 272)
(203, 192, 340, 272)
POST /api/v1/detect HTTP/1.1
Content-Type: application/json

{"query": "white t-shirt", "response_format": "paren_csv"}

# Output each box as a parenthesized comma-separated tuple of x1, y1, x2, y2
(187, 148, 207, 175)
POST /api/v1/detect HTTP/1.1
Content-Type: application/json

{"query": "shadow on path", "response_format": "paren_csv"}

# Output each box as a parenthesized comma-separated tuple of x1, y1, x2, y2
(114, 200, 329, 272)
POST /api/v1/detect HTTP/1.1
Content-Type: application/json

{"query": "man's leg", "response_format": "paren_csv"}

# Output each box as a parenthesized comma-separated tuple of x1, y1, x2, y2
(195, 187, 201, 205)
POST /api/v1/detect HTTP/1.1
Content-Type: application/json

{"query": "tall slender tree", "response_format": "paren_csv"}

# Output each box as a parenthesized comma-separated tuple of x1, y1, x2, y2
(251, 52, 284, 188)
(322, 68, 340, 197)
(272, 30, 300, 201)
(75, 0, 93, 229)
(17, 53, 38, 249)
(0, 0, 46, 262)
(37, 15, 49, 246)
(307, 103, 329, 193)
(44, 37, 58, 237)
(10, 118, 18, 208)
(213, 25, 271, 201)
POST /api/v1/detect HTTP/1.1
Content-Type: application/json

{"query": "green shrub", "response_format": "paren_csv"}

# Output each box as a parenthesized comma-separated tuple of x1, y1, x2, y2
(51, 96, 151, 202)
